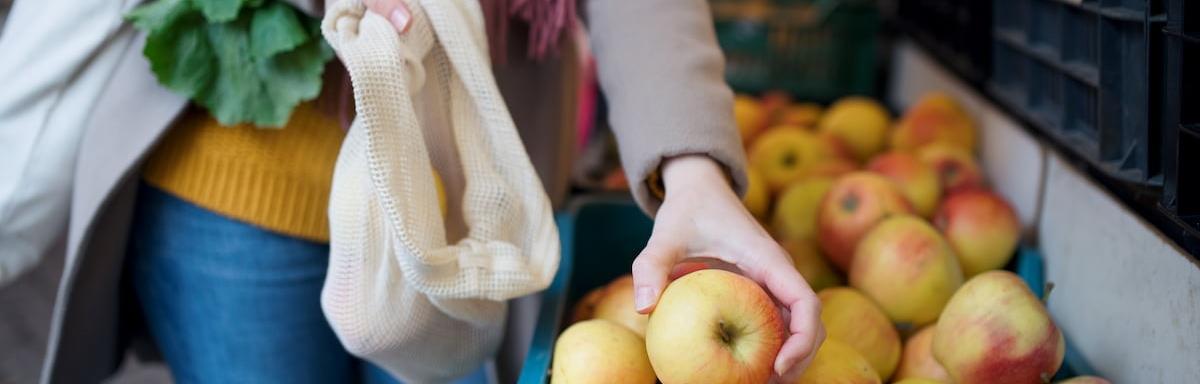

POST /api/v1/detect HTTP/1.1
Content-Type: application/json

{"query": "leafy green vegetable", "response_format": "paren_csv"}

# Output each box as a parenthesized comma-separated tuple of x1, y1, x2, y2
(250, 2, 308, 59)
(127, 0, 332, 127)
(195, 0, 243, 23)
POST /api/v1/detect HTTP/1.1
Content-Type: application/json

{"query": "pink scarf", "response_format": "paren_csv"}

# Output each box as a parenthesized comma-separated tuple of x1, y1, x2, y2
(481, 0, 575, 63)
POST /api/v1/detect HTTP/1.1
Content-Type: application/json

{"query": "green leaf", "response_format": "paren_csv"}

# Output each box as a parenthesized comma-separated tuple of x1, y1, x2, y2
(126, 0, 192, 33)
(195, 0, 243, 22)
(130, 0, 331, 127)
(141, 12, 216, 97)
(249, 2, 308, 60)
(255, 30, 332, 124)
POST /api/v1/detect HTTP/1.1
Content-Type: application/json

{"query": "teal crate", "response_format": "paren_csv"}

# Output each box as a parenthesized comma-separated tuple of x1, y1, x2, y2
(518, 197, 1099, 383)
(713, 0, 880, 101)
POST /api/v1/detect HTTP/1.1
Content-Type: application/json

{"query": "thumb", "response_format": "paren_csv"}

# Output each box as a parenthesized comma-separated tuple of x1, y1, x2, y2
(630, 238, 683, 314)
(363, 0, 412, 34)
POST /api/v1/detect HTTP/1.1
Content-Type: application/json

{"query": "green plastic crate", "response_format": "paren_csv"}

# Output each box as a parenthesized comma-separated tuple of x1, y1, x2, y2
(713, 0, 880, 101)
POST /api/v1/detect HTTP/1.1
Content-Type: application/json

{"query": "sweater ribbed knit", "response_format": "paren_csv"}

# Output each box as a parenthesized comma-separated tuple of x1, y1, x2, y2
(142, 102, 344, 242)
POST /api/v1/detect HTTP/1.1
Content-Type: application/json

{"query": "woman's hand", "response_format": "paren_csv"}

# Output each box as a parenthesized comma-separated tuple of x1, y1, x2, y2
(632, 155, 824, 381)
(364, 0, 412, 33)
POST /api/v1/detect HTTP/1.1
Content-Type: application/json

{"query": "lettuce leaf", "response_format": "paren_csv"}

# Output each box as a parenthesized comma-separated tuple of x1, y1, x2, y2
(127, 0, 332, 127)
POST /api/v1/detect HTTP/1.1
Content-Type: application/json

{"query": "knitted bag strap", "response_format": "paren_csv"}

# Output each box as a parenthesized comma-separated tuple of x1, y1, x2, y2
(322, 0, 559, 301)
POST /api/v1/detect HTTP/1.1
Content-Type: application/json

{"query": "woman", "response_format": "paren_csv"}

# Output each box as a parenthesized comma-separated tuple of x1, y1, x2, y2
(0, 0, 821, 382)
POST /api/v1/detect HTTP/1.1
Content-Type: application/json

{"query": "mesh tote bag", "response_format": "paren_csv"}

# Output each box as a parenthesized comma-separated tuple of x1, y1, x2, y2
(320, 0, 559, 381)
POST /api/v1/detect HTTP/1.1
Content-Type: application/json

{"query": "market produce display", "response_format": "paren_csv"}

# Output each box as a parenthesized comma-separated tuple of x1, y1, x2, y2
(550, 92, 1108, 384)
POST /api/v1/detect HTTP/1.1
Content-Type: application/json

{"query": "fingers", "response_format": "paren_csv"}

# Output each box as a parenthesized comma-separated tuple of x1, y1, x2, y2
(630, 238, 683, 314)
(363, 0, 412, 34)
(732, 242, 823, 378)
(775, 286, 823, 379)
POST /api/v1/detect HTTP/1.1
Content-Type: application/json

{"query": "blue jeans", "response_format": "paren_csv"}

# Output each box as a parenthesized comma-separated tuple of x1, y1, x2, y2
(126, 184, 489, 384)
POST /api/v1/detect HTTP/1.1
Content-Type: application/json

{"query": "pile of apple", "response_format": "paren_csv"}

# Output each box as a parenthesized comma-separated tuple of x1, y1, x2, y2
(549, 92, 1110, 384)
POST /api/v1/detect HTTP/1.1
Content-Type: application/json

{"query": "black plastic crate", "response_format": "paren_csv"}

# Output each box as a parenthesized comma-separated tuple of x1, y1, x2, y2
(990, 0, 1167, 185)
(895, 0, 992, 83)
(1161, 0, 1199, 223)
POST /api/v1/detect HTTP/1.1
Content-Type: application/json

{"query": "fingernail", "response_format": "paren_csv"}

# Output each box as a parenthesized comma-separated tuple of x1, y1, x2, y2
(635, 287, 655, 311)
(389, 9, 410, 32)
(778, 356, 797, 373)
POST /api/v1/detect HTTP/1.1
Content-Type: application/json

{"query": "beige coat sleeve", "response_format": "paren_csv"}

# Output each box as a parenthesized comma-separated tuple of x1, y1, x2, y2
(584, 0, 748, 215)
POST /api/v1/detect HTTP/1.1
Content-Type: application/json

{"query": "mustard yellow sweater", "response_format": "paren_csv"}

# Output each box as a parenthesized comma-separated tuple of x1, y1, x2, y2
(142, 102, 344, 242)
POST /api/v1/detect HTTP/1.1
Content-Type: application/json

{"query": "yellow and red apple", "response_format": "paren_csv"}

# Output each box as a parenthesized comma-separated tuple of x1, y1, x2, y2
(892, 92, 976, 153)
(866, 151, 942, 217)
(793, 339, 882, 384)
(818, 287, 902, 380)
(917, 144, 985, 194)
(772, 177, 835, 242)
(735, 95, 770, 143)
(816, 172, 914, 271)
(750, 127, 850, 192)
(934, 189, 1021, 277)
(743, 166, 771, 221)
(592, 275, 648, 336)
(849, 215, 963, 327)
(933, 271, 1065, 384)
(552, 319, 656, 384)
(777, 102, 824, 128)
(569, 285, 607, 324)
(818, 96, 893, 161)
(781, 238, 843, 291)
(646, 269, 785, 384)
(895, 326, 952, 383)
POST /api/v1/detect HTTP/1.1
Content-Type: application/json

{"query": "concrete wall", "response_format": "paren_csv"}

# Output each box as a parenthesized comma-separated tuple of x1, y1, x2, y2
(888, 38, 1200, 382)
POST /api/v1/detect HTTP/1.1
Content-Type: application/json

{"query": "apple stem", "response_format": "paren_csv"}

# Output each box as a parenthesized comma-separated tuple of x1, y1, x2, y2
(841, 193, 860, 212)
(716, 320, 739, 345)
(1042, 281, 1056, 304)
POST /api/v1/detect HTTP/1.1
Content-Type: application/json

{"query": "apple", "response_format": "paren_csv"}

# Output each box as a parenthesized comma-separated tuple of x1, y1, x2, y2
(780, 238, 842, 291)
(795, 158, 858, 181)
(895, 326, 952, 382)
(433, 170, 447, 217)
(750, 127, 850, 192)
(934, 189, 1021, 277)
(592, 275, 648, 336)
(569, 285, 608, 324)
(793, 339, 881, 384)
(743, 166, 771, 220)
(816, 172, 914, 271)
(892, 92, 976, 153)
(772, 177, 834, 242)
(735, 95, 770, 143)
(917, 144, 985, 194)
(818, 96, 892, 161)
(551, 319, 656, 384)
(1056, 376, 1112, 384)
(933, 271, 1065, 384)
(646, 269, 785, 384)
(849, 215, 963, 327)
(601, 167, 628, 190)
(818, 287, 902, 380)
(761, 90, 793, 119)
(777, 102, 824, 128)
(866, 151, 942, 218)
(893, 379, 946, 384)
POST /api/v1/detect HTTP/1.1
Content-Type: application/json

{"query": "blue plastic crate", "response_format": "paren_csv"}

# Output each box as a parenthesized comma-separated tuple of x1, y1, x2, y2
(518, 197, 1098, 383)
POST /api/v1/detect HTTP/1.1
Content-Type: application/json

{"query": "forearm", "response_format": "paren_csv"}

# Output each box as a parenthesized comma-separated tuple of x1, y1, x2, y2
(585, 0, 747, 214)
